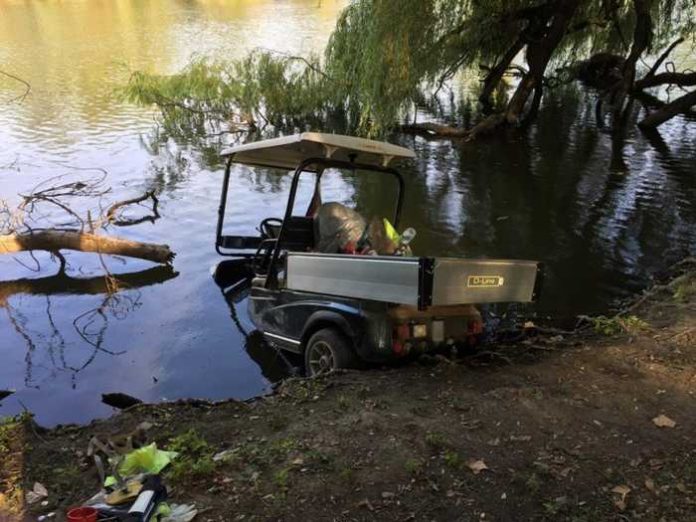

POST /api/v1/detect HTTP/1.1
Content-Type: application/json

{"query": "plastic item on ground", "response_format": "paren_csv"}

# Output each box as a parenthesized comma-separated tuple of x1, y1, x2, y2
(66, 506, 97, 522)
(157, 503, 198, 522)
(105, 479, 143, 505)
(104, 443, 177, 487)
(125, 474, 167, 521)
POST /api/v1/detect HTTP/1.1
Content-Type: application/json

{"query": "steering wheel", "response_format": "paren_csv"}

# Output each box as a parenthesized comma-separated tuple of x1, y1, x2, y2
(259, 218, 283, 239)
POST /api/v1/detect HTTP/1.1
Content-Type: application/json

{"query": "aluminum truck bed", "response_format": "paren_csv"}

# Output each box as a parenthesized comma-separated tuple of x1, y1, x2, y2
(286, 253, 541, 309)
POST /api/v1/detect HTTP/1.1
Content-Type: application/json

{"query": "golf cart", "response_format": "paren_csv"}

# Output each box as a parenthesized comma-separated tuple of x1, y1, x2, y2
(213, 133, 542, 376)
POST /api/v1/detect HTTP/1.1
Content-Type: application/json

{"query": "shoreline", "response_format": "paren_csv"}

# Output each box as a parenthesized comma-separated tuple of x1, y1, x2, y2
(1, 261, 694, 521)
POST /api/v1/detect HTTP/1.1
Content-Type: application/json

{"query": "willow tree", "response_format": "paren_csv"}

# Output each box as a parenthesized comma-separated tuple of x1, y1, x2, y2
(124, 0, 696, 140)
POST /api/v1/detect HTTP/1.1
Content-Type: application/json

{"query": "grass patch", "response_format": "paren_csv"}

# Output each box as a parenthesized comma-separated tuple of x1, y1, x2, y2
(404, 458, 425, 475)
(443, 450, 462, 469)
(592, 315, 650, 336)
(337, 395, 350, 410)
(273, 467, 290, 492)
(166, 429, 216, 483)
(425, 431, 448, 450)
(671, 273, 696, 302)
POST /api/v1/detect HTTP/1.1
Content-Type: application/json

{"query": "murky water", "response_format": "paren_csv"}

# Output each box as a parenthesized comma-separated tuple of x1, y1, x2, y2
(1, 0, 695, 426)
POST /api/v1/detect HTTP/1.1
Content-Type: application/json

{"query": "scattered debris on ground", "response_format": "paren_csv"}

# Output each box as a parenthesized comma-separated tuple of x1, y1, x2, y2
(1, 262, 695, 521)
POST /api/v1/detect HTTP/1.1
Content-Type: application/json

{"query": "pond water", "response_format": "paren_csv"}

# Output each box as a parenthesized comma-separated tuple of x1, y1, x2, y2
(1, 0, 695, 426)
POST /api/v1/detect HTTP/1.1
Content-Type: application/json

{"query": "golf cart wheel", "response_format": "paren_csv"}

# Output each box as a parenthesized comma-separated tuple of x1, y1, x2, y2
(304, 328, 357, 376)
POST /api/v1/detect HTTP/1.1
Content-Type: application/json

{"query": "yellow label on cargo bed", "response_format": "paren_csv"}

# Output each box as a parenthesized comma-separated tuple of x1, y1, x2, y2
(467, 275, 505, 287)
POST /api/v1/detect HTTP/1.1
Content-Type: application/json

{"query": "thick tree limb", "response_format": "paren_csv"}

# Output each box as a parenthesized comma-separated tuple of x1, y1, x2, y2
(635, 71, 696, 90)
(400, 1, 579, 141)
(643, 37, 684, 80)
(400, 122, 470, 138)
(504, 0, 581, 125)
(638, 89, 696, 129)
(0, 231, 174, 264)
(633, 89, 696, 118)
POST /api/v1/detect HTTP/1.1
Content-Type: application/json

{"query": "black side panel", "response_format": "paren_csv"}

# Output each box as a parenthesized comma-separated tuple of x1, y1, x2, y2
(532, 262, 544, 301)
(418, 257, 435, 310)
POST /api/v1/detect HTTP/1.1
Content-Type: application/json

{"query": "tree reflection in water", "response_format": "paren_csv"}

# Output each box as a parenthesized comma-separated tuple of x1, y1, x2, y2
(1, 265, 178, 389)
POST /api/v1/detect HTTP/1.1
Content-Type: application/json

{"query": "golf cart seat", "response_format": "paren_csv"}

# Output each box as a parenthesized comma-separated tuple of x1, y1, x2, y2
(261, 216, 315, 251)
(251, 216, 315, 285)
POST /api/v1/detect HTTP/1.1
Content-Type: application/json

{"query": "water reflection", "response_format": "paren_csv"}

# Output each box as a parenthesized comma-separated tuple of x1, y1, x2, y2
(1, 265, 178, 389)
(220, 284, 298, 384)
(1, 0, 695, 425)
(0, 0, 348, 153)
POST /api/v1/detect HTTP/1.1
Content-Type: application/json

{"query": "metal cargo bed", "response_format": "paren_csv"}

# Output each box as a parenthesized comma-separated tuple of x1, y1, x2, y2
(285, 253, 541, 309)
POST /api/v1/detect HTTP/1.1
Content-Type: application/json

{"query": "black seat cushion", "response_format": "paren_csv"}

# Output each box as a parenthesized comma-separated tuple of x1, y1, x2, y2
(281, 216, 314, 251)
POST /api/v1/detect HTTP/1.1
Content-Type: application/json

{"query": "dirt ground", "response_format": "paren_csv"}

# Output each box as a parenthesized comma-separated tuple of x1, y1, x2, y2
(1, 263, 695, 521)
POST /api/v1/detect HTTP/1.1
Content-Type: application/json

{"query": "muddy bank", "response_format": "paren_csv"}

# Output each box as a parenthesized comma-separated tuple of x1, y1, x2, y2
(1, 263, 695, 521)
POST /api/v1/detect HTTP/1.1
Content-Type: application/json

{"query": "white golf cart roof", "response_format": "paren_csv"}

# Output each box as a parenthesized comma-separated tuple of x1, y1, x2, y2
(221, 132, 415, 170)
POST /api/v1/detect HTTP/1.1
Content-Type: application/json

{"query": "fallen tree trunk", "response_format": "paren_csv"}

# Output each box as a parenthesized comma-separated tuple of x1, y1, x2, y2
(638, 89, 696, 129)
(0, 231, 174, 264)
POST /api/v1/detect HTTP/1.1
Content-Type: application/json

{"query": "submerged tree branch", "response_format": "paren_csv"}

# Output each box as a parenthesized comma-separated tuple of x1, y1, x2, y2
(105, 190, 160, 227)
(0, 69, 31, 103)
(638, 89, 696, 129)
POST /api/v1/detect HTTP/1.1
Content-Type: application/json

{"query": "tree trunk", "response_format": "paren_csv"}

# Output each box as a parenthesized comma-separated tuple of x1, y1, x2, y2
(613, 0, 653, 127)
(479, 37, 526, 112)
(638, 90, 696, 129)
(0, 231, 174, 264)
(402, 0, 580, 140)
(502, 0, 580, 125)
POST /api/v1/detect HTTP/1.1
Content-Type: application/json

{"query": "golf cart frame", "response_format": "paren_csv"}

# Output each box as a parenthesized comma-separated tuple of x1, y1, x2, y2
(216, 156, 405, 291)
(213, 133, 542, 375)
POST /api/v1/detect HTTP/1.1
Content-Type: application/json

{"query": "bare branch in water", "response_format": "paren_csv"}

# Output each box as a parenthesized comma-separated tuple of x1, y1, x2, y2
(105, 190, 160, 227)
(0, 69, 31, 103)
(1, 165, 172, 268)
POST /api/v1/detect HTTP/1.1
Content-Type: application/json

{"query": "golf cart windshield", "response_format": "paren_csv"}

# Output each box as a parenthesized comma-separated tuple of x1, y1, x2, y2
(215, 133, 415, 258)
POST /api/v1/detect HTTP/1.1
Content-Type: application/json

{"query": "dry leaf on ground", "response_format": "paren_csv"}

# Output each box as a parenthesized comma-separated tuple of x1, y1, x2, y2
(611, 484, 631, 511)
(466, 459, 489, 474)
(652, 414, 676, 428)
(32, 483, 48, 497)
(644, 478, 655, 492)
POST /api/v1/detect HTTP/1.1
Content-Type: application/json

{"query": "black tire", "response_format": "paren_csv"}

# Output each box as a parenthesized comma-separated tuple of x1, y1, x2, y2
(304, 328, 358, 376)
